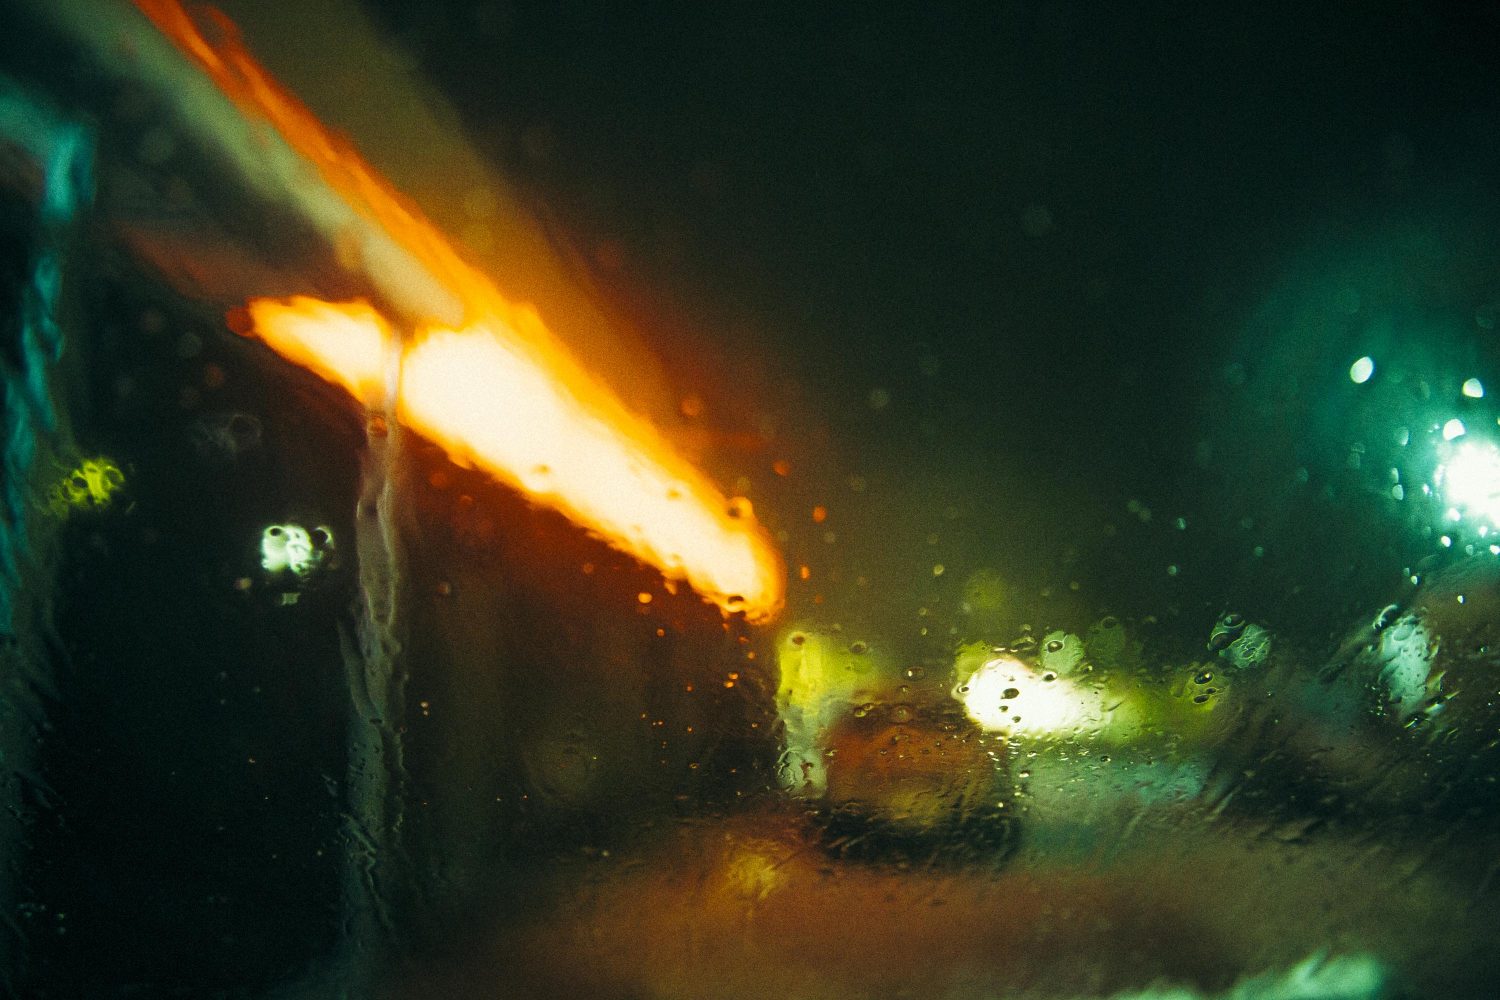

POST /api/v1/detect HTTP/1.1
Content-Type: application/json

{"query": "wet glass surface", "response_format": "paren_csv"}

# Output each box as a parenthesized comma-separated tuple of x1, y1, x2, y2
(3, 2, 1500, 997)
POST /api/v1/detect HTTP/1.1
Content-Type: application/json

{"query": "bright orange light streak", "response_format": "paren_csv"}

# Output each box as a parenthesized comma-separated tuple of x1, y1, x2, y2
(246, 297, 391, 404)
(399, 322, 781, 618)
(141, 0, 784, 620)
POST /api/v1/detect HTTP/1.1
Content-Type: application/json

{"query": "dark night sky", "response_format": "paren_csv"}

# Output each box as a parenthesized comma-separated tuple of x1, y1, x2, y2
(359, 0, 1500, 643)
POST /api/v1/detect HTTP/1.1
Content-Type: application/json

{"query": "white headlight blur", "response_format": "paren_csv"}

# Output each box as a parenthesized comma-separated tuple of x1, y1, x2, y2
(957, 656, 1118, 737)
(1434, 440, 1500, 529)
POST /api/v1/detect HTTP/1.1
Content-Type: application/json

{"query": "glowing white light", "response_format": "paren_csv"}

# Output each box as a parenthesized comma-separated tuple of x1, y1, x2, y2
(961, 658, 1083, 733)
(1349, 356, 1375, 384)
(957, 656, 1127, 737)
(1443, 419, 1466, 441)
(261, 523, 333, 577)
(1463, 378, 1485, 398)
(1435, 440, 1500, 528)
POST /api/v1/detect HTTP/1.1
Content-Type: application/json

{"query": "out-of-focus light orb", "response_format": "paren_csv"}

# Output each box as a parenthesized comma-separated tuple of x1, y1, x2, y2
(49, 457, 126, 517)
(261, 523, 334, 577)
(1443, 418, 1467, 441)
(1349, 356, 1375, 384)
(1038, 630, 1085, 676)
(1462, 378, 1485, 398)
(1435, 440, 1500, 528)
(957, 656, 1103, 736)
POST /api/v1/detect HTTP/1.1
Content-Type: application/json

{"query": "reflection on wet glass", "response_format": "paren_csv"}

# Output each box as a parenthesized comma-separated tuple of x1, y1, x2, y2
(3, 1, 1500, 998)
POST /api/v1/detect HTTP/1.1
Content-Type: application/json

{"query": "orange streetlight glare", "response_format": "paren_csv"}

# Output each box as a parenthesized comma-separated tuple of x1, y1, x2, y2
(139, 0, 784, 621)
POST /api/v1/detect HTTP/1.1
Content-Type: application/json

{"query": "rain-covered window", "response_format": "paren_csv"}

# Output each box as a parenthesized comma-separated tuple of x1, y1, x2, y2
(3, 2, 1498, 998)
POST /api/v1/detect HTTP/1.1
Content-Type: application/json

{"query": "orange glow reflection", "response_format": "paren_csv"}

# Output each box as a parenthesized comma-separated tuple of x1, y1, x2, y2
(141, 0, 784, 621)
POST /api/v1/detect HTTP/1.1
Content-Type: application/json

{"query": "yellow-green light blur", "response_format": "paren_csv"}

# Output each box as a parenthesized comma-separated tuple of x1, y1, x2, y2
(48, 457, 125, 517)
